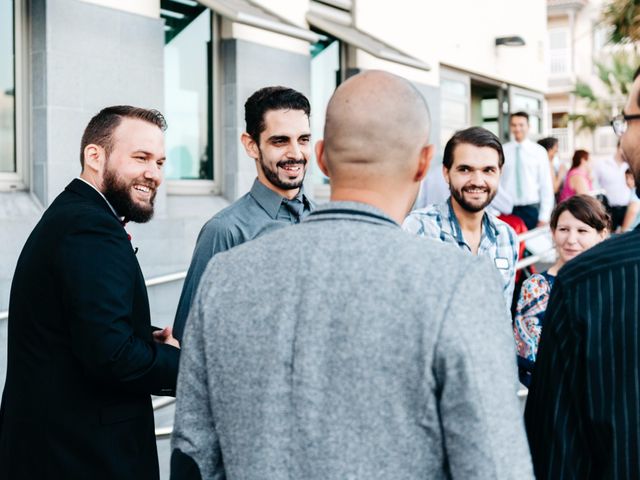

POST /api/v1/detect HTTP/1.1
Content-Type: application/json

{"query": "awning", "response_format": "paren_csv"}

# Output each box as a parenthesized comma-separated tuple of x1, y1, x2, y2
(198, 0, 321, 43)
(306, 12, 430, 71)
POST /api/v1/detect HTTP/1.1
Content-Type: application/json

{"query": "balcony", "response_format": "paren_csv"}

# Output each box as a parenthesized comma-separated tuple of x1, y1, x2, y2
(547, 0, 587, 12)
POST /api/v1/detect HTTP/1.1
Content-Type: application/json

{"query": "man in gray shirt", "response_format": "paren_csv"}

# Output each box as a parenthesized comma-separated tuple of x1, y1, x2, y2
(173, 86, 315, 340)
(171, 71, 533, 479)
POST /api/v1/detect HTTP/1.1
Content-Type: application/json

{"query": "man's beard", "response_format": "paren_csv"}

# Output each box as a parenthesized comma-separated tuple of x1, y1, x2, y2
(102, 167, 156, 223)
(259, 149, 307, 191)
(450, 184, 496, 213)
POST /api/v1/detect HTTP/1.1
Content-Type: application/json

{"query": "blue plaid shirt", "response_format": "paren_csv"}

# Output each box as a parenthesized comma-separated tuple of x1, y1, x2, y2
(403, 198, 519, 308)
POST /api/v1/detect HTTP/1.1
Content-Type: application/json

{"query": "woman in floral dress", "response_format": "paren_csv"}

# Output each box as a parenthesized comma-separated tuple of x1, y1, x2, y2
(514, 195, 610, 386)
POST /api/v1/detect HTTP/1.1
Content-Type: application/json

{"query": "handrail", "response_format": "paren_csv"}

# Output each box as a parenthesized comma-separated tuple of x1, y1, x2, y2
(153, 396, 176, 411)
(516, 224, 550, 243)
(146, 271, 187, 288)
(0, 270, 188, 322)
(515, 224, 555, 272)
(155, 426, 173, 440)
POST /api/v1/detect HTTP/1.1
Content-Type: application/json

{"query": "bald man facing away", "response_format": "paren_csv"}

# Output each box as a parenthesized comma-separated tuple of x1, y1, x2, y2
(170, 71, 534, 480)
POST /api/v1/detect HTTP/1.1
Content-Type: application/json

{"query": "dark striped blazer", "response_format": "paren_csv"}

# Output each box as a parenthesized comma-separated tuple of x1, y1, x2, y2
(525, 227, 640, 479)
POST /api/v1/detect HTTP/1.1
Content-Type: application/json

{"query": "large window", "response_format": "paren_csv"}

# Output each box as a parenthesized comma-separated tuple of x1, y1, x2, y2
(0, 0, 15, 174)
(310, 35, 342, 191)
(162, 1, 217, 188)
(548, 26, 570, 76)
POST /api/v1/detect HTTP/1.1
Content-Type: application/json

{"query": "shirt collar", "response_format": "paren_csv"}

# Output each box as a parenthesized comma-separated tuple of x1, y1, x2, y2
(445, 197, 499, 245)
(306, 201, 398, 227)
(76, 177, 124, 222)
(249, 178, 310, 219)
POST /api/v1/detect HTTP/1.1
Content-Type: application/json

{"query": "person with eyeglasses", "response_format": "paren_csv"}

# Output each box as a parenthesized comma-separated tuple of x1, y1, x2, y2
(525, 66, 640, 480)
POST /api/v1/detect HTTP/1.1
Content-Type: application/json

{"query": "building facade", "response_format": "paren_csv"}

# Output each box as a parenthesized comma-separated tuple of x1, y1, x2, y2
(0, 0, 549, 378)
(546, 0, 621, 161)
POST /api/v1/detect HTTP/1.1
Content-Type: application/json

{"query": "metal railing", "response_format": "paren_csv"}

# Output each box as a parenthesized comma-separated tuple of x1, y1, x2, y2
(0, 271, 188, 322)
(0, 271, 186, 439)
(515, 225, 555, 271)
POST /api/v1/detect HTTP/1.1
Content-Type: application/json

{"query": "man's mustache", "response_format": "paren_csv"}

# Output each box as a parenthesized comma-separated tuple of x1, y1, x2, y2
(277, 159, 307, 168)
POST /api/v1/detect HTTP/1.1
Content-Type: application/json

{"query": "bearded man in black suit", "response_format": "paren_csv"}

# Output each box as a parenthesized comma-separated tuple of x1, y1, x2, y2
(0, 106, 180, 479)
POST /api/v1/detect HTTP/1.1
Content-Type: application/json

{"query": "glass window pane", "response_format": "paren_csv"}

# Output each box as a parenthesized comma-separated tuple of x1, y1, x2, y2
(163, 6, 213, 180)
(482, 121, 499, 136)
(513, 93, 540, 113)
(529, 116, 541, 134)
(442, 98, 467, 125)
(0, 0, 16, 173)
(310, 38, 340, 186)
(441, 78, 467, 98)
(481, 98, 498, 118)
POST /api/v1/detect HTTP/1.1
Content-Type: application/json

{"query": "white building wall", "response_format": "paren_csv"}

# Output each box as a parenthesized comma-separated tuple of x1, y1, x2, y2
(79, 0, 159, 18)
(354, 0, 547, 92)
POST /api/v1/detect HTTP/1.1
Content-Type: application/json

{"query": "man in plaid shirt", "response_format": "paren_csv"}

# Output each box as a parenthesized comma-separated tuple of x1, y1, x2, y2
(403, 127, 519, 309)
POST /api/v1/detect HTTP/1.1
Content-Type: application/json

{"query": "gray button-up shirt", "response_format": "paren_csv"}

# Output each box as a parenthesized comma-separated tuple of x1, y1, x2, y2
(173, 178, 314, 340)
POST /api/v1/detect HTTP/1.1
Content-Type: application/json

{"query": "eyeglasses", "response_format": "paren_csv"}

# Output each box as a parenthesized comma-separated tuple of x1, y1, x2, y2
(611, 112, 640, 137)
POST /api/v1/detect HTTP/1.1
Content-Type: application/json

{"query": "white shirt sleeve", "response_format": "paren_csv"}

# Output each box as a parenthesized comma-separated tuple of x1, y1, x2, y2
(536, 144, 555, 222)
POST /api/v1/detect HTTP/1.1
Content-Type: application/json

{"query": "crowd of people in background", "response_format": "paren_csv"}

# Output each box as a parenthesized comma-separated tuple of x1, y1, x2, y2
(3, 66, 640, 480)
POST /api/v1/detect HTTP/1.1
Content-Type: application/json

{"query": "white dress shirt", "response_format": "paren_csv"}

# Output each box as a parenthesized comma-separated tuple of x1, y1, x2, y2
(594, 157, 629, 207)
(500, 139, 555, 222)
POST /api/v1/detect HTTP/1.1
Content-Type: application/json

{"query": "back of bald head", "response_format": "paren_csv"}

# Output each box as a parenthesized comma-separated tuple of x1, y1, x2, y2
(323, 70, 431, 181)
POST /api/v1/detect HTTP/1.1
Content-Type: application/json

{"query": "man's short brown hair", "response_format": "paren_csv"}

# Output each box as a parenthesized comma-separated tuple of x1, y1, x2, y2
(79, 105, 167, 167)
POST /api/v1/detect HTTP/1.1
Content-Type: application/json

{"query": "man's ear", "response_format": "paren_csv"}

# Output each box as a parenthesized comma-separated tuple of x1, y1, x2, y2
(414, 144, 434, 182)
(315, 139, 330, 178)
(83, 144, 105, 174)
(241, 132, 260, 161)
(441, 163, 451, 185)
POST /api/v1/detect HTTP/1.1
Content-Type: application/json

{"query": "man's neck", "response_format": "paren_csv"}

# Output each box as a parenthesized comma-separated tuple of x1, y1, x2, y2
(451, 199, 484, 232)
(79, 171, 102, 192)
(450, 198, 484, 254)
(330, 186, 410, 224)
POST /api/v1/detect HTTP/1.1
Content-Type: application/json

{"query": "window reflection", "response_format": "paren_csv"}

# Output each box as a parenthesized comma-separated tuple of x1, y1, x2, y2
(310, 37, 340, 186)
(162, 2, 213, 181)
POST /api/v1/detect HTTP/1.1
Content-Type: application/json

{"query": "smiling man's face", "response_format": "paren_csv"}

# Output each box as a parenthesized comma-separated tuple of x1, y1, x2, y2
(100, 118, 165, 223)
(444, 142, 501, 213)
(247, 108, 311, 197)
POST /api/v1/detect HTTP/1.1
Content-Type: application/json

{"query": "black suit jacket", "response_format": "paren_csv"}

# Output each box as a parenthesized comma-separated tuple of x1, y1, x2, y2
(525, 227, 640, 479)
(0, 179, 180, 479)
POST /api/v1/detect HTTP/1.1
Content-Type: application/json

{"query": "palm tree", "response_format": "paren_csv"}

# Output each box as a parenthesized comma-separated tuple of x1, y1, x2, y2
(570, 50, 638, 133)
(602, 0, 640, 44)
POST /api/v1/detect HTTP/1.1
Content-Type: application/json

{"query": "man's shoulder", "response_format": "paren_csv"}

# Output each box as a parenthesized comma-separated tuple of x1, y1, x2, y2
(559, 230, 640, 285)
(45, 188, 117, 228)
(403, 203, 446, 236)
(491, 215, 518, 240)
(199, 193, 259, 230)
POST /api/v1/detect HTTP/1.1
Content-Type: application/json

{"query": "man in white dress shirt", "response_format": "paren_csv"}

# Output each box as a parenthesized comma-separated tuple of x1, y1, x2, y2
(595, 142, 629, 231)
(500, 111, 554, 230)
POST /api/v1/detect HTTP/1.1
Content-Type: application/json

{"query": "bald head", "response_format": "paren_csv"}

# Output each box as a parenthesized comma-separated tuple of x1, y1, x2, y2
(322, 70, 431, 182)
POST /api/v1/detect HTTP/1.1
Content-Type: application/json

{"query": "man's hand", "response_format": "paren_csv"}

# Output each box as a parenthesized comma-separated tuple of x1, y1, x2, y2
(152, 326, 180, 349)
(536, 220, 548, 228)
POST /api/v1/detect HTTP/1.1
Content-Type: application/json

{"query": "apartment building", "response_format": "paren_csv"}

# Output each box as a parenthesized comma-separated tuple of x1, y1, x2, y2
(546, 0, 621, 160)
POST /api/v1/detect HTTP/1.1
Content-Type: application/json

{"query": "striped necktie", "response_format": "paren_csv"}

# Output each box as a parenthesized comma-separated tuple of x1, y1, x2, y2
(515, 144, 523, 202)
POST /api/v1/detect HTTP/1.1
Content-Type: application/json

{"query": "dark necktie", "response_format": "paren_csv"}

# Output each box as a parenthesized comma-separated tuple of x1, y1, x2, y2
(283, 198, 305, 222)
